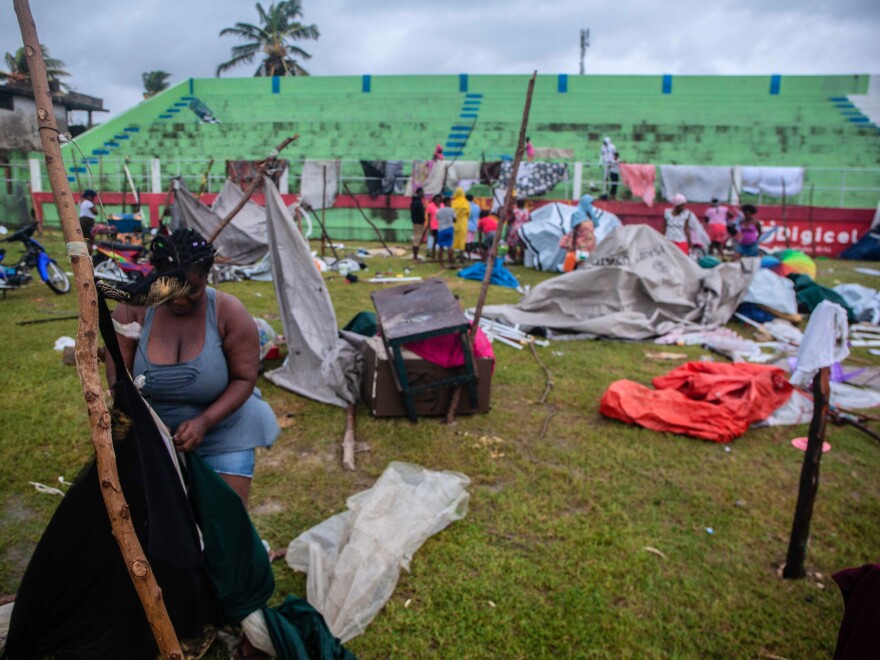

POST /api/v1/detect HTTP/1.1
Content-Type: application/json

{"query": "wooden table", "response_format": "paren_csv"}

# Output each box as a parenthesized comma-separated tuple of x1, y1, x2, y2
(371, 279, 478, 422)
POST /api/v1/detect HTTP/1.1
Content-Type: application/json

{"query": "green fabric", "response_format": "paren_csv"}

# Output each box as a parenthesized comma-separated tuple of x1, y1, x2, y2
(789, 273, 856, 322)
(187, 454, 275, 623)
(262, 596, 356, 660)
(343, 311, 378, 337)
(698, 256, 721, 269)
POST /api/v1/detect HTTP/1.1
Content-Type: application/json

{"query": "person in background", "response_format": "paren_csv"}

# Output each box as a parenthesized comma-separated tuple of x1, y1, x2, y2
(525, 136, 535, 163)
(451, 187, 471, 261)
(108, 229, 279, 505)
(663, 193, 701, 255)
(703, 197, 732, 256)
(78, 189, 98, 250)
(599, 137, 619, 200)
(734, 204, 762, 259)
(433, 144, 444, 161)
(477, 209, 499, 261)
(425, 193, 442, 259)
(410, 187, 426, 262)
(435, 195, 456, 268)
(506, 198, 531, 264)
(466, 193, 481, 258)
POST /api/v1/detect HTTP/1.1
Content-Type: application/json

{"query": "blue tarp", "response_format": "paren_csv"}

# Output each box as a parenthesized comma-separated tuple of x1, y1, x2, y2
(457, 258, 519, 289)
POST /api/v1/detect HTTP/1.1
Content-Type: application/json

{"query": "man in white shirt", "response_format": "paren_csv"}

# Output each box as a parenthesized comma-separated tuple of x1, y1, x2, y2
(78, 189, 97, 249)
(599, 137, 619, 200)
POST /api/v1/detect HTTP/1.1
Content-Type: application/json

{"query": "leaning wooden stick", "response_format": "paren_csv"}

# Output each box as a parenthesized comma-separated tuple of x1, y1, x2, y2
(445, 72, 537, 426)
(195, 158, 215, 200)
(341, 180, 394, 255)
(208, 135, 298, 242)
(12, 1, 183, 657)
(471, 72, 536, 334)
(783, 367, 830, 579)
(301, 200, 340, 262)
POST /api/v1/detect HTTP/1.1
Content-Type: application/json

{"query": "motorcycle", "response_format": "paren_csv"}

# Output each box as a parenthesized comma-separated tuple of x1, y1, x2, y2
(92, 238, 153, 284)
(0, 223, 71, 296)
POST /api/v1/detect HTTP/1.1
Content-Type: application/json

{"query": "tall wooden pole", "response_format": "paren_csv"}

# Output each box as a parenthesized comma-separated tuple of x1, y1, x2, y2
(321, 164, 327, 258)
(471, 71, 537, 334)
(13, 2, 183, 657)
(783, 367, 830, 579)
(341, 180, 394, 255)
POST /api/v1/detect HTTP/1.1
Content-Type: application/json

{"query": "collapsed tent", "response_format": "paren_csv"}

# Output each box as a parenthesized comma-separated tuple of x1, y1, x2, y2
(519, 202, 621, 272)
(483, 224, 758, 340)
(262, 177, 362, 407)
(600, 362, 794, 443)
(172, 179, 268, 265)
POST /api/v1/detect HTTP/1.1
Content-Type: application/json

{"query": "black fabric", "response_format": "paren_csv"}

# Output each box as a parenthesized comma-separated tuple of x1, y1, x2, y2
(359, 160, 385, 198)
(410, 196, 425, 224)
(833, 564, 880, 659)
(480, 161, 502, 184)
(5, 295, 222, 659)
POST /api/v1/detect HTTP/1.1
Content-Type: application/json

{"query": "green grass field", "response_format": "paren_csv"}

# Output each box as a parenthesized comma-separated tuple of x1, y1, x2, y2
(1, 231, 878, 658)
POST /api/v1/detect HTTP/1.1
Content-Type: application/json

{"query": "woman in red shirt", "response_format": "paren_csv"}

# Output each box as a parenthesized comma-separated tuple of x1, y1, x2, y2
(424, 194, 442, 260)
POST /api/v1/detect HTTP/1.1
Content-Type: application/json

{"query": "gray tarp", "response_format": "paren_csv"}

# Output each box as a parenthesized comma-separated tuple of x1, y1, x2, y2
(173, 179, 268, 265)
(299, 160, 340, 210)
(520, 202, 622, 272)
(262, 177, 361, 407)
(482, 224, 758, 340)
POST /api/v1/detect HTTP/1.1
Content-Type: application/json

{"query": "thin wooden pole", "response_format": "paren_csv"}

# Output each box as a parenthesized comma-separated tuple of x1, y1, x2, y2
(341, 180, 394, 255)
(782, 178, 789, 249)
(12, 1, 183, 657)
(471, 72, 537, 335)
(342, 404, 356, 471)
(808, 184, 816, 258)
(783, 367, 830, 579)
(321, 165, 327, 258)
(301, 201, 340, 262)
(207, 135, 298, 242)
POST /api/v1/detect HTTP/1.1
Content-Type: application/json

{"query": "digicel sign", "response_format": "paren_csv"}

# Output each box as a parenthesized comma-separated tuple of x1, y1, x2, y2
(759, 219, 863, 256)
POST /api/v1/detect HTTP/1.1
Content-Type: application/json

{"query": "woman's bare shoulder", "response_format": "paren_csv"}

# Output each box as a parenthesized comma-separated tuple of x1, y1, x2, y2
(111, 303, 146, 324)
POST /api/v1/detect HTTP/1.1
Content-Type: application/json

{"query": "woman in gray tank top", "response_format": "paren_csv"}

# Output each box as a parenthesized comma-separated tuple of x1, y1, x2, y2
(108, 229, 279, 505)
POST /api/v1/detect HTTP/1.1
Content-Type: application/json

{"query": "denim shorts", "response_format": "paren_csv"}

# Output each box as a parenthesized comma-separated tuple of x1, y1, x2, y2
(199, 448, 255, 478)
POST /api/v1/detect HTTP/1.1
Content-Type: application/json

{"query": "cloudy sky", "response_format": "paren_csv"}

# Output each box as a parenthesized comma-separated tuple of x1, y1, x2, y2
(2, 0, 879, 119)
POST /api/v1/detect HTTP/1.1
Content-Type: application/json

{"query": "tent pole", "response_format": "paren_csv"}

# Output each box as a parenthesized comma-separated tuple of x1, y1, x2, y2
(782, 178, 789, 249)
(12, 1, 183, 656)
(208, 135, 298, 243)
(341, 180, 394, 256)
(808, 184, 815, 258)
(783, 367, 830, 579)
(321, 165, 327, 258)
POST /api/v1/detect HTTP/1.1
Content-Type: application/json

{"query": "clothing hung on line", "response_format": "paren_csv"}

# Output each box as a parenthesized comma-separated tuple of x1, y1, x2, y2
(740, 166, 804, 198)
(300, 160, 341, 210)
(618, 164, 656, 206)
(658, 165, 733, 203)
(498, 162, 568, 197)
(133, 287, 279, 456)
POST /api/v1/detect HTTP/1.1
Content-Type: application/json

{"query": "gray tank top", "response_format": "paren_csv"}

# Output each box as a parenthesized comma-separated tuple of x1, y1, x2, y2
(133, 288, 278, 455)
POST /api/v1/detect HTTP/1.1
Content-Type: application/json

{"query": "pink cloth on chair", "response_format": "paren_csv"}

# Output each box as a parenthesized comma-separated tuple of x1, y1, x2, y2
(404, 326, 495, 370)
(619, 164, 656, 207)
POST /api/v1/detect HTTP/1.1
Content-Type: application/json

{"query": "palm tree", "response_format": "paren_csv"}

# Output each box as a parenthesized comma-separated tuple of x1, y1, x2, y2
(1, 44, 70, 90)
(216, 1, 319, 77)
(142, 71, 171, 98)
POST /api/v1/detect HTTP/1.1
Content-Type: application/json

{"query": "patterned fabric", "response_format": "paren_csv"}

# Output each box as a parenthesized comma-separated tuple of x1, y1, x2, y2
(226, 160, 288, 191)
(506, 207, 531, 248)
(559, 220, 596, 252)
(499, 162, 568, 197)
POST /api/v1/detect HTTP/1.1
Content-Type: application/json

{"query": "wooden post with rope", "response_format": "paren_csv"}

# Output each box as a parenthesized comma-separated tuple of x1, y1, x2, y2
(207, 135, 298, 243)
(13, 1, 183, 657)
(341, 180, 394, 256)
(446, 72, 537, 425)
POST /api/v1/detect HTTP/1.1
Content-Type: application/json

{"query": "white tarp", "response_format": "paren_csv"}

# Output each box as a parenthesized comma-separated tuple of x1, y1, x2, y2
(658, 165, 734, 203)
(743, 268, 799, 316)
(172, 179, 268, 265)
(300, 160, 340, 210)
(286, 462, 470, 643)
(520, 202, 621, 272)
(740, 166, 805, 198)
(262, 177, 361, 407)
(834, 283, 880, 324)
(482, 224, 758, 340)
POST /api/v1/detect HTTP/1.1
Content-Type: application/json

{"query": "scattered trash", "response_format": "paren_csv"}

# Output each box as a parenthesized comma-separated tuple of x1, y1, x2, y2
(735, 499, 747, 508)
(790, 437, 831, 453)
(705, 527, 714, 535)
(404, 599, 412, 609)
(645, 351, 688, 361)
(472, 435, 505, 459)
(345, 273, 359, 284)
(643, 546, 667, 559)
(367, 276, 422, 283)
(551, 351, 565, 357)
(29, 481, 65, 496)
(724, 446, 731, 453)
(53, 336, 75, 351)
(488, 601, 496, 608)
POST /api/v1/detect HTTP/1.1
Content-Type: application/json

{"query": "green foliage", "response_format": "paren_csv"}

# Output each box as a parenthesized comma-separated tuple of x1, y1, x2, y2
(141, 71, 171, 98)
(1, 233, 878, 657)
(1, 44, 70, 90)
(216, 0, 319, 78)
